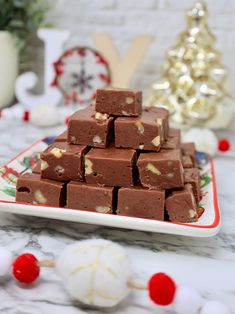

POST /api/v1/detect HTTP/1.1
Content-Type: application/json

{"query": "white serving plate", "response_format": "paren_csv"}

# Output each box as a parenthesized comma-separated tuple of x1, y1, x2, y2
(0, 137, 220, 237)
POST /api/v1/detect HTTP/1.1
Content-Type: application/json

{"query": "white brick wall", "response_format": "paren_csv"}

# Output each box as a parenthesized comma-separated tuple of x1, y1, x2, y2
(45, 0, 235, 97)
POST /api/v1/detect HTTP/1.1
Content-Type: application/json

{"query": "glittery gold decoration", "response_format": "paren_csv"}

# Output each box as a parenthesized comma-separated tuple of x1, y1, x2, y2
(146, 1, 235, 128)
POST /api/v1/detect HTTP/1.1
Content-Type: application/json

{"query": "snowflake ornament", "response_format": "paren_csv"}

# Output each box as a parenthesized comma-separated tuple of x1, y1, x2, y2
(52, 47, 111, 105)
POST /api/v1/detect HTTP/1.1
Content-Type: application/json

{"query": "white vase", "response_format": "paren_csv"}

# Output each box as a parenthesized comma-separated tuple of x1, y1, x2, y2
(0, 31, 18, 108)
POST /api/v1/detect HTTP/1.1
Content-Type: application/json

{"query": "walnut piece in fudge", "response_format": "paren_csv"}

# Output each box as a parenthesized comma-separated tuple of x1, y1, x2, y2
(67, 105, 114, 148)
(137, 149, 184, 189)
(67, 182, 114, 213)
(54, 130, 67, 142)
(184, 168, 201, 203)
(115, 107, 168, 151)
(182, 155, 194, 168)
(16, 173, 66, 207)
(85, 147, 137, 187)
(148, 107, 169, 140)
(117, 187, 165, 220)
(162, 128, 181, 150)
(96, 87, 142, 117)
(40, 142, 88, 182)
(181, 142, 196, 166)
(165, 184, 198, 223)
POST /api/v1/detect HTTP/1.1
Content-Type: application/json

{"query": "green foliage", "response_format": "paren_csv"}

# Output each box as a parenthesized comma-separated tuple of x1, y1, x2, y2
(0, 0, 51, 51)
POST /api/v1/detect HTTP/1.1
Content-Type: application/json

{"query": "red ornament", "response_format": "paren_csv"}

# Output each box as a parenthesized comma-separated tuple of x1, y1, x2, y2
(23, 111, 30, 122)
(12, 253, 40, 284)
(218, 138, 231, 152)
(148, 272, 176, 306)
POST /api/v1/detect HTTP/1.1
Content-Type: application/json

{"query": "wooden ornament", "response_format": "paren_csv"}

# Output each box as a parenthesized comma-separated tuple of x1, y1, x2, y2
(93, 33, 153, 88)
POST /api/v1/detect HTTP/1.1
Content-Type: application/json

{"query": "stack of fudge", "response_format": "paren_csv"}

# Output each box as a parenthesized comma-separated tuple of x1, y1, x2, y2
(16, 88, 202, 223)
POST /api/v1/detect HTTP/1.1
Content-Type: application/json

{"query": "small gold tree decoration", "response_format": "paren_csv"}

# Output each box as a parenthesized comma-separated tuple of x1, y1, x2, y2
(147, 1, 235, 129)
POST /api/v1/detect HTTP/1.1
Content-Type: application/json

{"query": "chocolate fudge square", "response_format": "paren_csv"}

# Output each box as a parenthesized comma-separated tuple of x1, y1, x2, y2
(184, 168, 201, 203)
(137, 149, 184, 189)
(67, 105, 114, 148)
(16, 173, 66, 207)
(54, 130, 67, 142)
(67, 181, 114, 213)
(40, 142, 88, 182)
(162, 128, 181, 150)
(147, 107, 169, 140)
(165, 184, 198, 223)
(117, 187, 165, 220)
(115, 107, 168, 151)
(85, 147, 137, 187)
(96, 87, 142, 117)
(181, 142, 196, 166)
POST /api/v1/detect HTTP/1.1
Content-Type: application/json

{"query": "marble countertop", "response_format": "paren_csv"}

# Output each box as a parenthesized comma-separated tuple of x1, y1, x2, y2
(0, 119, 234, 314)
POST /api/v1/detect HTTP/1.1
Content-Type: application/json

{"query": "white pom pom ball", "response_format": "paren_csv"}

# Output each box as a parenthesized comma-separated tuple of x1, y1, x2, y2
(200, 300, 231, 314)
(30, 104, 59, 127)
(56, 239, 132, 307)
(183, 127, 218, 156)
(0, 247, 12, 276)
(173, 285, 202, 314)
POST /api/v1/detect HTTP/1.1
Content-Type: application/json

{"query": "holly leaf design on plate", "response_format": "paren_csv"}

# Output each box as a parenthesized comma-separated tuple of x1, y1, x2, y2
(200, 176, 211, 188)
(0, 186, 16, 198)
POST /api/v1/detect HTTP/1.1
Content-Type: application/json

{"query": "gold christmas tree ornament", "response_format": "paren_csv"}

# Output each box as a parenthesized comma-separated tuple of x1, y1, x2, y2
(146, 1, 235, 129)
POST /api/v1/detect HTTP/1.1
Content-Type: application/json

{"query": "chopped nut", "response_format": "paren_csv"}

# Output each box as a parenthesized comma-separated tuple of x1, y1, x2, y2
(95, 206, 111, 213)
(70, 136, 77, 144)
(54, 165, 65, 175)
(146, 163, 161, 175)
(156, 118, 163, 126)
(135, 121, 144, 134)
(93, 135, 102, 144)
(189, 209, 197, 218)
(139, 144, 144, 150)
(166, 173, 174, 178)
(85, 158, 93, 175)
(34, 190, 47, 204)
(151, 136, 160, 147)
(41, 160, 49, 171)
(50, 147, 66, 158)
(95, 112, 109, 121)
(121, 110, 131, 116)
(126, 97, 134, 104)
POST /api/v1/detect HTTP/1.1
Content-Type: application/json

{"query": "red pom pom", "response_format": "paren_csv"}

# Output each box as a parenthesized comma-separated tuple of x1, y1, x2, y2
(218, 139, 231, 152)
(12, 253, 40, 284)
(23, 111, 30, 122)
(148, 272, 176, 306)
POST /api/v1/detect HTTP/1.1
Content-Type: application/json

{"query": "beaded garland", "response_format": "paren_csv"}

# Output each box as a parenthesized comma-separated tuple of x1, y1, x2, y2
(0, 239, 231, 314)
